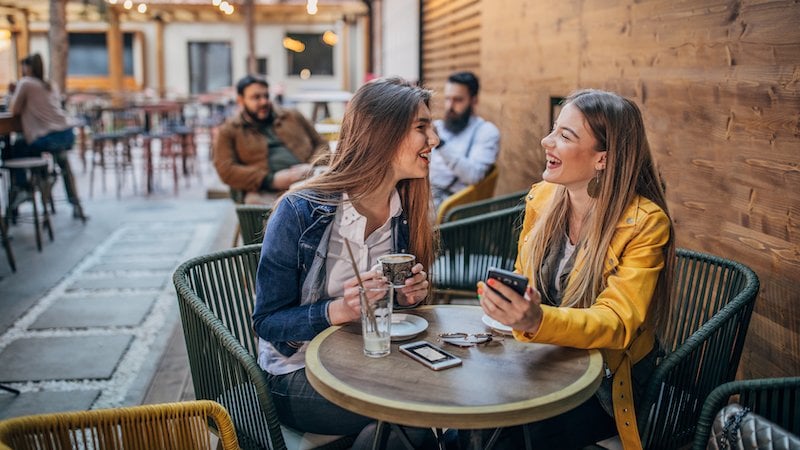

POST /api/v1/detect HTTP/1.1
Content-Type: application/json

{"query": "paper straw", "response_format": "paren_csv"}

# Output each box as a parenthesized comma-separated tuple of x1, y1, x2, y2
(343, 238, 379, 331)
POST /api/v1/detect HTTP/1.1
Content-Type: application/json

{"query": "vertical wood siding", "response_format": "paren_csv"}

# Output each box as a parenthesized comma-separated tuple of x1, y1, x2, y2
(420, 0, 482, 112)
(424, 0, 800, 379)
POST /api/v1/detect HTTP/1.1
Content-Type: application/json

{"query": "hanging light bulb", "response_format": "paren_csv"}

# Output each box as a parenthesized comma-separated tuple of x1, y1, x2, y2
(137, 3, 147, 13)
(123, 0, 133, 9)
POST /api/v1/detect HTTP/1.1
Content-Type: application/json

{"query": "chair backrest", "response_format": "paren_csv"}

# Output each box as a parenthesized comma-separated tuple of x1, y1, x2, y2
(691, 377, 800, 450)
(435, 165, 499, 224)
(173, 244, 286, 450)
(0, 400, 239, 450)
(236, 204, 273, 245)
(640, 248, 760, 449)
(433, 204, 526, 299)
(442, 189, 528, 223)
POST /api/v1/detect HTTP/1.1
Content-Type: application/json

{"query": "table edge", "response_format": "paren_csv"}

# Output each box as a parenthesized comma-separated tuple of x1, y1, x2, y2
(306, 308, 604, 429)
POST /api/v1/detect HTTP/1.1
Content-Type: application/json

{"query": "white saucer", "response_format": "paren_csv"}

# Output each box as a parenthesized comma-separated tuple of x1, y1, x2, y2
(391, 314, 429, 341)
(481, 314, 513, 335)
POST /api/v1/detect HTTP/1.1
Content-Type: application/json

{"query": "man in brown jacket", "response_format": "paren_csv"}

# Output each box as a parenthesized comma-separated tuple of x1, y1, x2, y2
(213, 75, 328, 204)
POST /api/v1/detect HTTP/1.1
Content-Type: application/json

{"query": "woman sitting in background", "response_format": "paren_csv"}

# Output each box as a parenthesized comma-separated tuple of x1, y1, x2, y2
(470, 89, 675, 450)
(8, 53, 86, 221)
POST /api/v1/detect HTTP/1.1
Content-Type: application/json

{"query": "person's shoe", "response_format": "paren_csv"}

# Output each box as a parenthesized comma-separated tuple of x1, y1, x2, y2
(72, 204, 88, 222)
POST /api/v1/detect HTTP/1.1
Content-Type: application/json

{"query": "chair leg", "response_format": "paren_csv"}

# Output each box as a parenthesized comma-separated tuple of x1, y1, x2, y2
(0, 212, 15, 272)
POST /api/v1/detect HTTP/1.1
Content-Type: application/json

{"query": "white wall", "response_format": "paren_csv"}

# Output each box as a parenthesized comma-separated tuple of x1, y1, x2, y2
(381, 0, 419, 82)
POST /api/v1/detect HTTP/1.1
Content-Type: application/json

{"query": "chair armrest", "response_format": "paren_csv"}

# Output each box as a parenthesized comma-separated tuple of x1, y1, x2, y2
(435, 166, 498, 224)
(174, 280, 287, 450)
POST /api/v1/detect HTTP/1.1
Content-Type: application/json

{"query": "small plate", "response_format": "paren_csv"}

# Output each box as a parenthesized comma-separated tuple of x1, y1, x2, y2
(481, 314, 513, 335)
(391, 314, 429, 341)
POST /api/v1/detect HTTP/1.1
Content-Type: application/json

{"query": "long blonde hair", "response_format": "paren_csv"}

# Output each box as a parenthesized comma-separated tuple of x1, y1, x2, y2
(524, 89, 675, 335)
(287, 77, 437, 270)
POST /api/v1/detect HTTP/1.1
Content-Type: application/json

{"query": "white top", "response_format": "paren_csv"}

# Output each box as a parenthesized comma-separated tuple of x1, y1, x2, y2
(325, 190, 403, 298)
(259, 189, 402, 375)
(554, 233, 577, 295)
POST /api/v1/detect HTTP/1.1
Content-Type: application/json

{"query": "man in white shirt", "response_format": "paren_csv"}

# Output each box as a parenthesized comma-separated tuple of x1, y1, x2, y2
(429, 71, 500, 208)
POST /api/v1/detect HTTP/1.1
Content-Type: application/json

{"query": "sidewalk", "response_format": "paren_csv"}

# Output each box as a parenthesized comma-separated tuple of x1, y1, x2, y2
(0, 138, 237, 419)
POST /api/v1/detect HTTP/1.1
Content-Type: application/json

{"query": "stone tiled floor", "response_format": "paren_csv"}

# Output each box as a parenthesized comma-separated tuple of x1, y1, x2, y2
(0, 139, 237, 419)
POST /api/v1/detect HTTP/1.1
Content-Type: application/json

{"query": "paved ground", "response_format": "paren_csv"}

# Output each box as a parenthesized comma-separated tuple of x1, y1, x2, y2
(0, 136, 237, 419)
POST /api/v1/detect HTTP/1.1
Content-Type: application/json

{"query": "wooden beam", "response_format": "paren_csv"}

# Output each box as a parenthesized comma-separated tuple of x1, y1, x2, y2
(48, 0, 67, 94)
(155, 15, 165, 98)
(107, 7, 124, 104)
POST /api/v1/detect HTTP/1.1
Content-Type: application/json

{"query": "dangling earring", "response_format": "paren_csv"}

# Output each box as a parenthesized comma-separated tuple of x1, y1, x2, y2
(587, 170, 603, 198)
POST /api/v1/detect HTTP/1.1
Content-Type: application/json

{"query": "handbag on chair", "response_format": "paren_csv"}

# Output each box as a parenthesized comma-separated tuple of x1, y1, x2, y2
(708, 403, 800, 450)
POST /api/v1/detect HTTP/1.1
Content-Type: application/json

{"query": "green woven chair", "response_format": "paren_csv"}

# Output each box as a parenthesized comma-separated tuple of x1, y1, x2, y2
(235, 204, 272, 245)
(637, 249, 760, 449)
(442, 189, 528, 223)
(0, 400, 239, 450)
(173, 244, 355, 450)
(432, 204, 526, 303)
(691, 377, 800, 449)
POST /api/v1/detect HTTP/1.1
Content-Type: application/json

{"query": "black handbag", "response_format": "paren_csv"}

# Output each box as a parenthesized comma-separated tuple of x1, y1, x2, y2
(708, 403, 800, 450)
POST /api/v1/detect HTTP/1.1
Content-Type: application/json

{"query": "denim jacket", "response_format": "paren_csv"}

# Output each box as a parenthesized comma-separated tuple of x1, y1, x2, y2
(252, 190, 411, 375)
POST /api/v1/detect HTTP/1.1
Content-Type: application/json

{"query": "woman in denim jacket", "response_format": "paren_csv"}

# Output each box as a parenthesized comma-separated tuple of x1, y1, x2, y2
(252, 77, 439, 448)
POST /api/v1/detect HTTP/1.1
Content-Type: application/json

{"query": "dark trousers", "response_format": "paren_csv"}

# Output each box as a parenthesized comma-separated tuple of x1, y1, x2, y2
(268, 368, 437, 450)
(8, 129, 82, 207)
(457, 395, 616, 450)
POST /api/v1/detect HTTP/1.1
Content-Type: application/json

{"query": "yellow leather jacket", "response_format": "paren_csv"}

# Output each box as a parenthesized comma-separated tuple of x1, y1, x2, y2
(513, 181, 670, 450)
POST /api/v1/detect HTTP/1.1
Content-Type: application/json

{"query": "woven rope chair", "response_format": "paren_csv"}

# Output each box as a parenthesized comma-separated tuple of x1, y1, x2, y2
(441, 189, 528, 223)
(638, 249, 760, 449)
(0, 400, 238, 450)
(435, 165, 499, 224)
(691, 377, 800, 450)
(235, 204, 272, 246)
(173, 244, 354, 450)
(432, 204, 526, 304)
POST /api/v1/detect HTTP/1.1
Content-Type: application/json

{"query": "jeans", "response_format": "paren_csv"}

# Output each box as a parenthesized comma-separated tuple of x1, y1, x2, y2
(267, 368, 437, 450)
(13, 129, 82, 208)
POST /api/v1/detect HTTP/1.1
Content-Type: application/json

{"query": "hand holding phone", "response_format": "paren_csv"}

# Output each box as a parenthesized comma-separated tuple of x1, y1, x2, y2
(486, 267, 528, 301)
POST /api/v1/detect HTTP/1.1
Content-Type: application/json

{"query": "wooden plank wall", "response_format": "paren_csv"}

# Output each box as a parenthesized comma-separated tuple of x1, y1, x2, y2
(420, 0, 481, 105)
(423, 0, 800, 379)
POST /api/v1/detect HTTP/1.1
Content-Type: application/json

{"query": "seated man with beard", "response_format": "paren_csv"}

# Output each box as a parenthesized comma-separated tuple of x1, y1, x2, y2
(214, 75, 329, 204)
(429, 71, 500, 209)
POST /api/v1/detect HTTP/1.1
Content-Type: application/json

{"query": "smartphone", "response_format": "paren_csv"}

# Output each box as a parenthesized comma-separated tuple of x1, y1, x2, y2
(399, 341, 462, 371)
(486, 267, 529, 299)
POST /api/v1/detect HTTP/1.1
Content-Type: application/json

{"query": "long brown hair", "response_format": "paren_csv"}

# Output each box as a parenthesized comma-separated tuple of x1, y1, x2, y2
(21, 53, 50, 90)
(288, 77, 437, 271)
(523, 89, 675, 335)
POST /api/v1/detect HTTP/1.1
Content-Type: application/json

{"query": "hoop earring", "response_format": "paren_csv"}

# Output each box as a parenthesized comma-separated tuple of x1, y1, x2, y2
(587, 170, 603, 198)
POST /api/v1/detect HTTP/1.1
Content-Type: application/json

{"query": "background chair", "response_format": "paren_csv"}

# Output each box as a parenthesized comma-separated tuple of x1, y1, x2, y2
(435, 165, 499, 224)
(173, 244, 355, 450)
(235, 204, 272, 245)
(432, 203, 525, 303)
(442, 189, 528, 223)
(0, 400, 239, 450)
(691, 376, 800, 450)
(638, 249, 760, 449)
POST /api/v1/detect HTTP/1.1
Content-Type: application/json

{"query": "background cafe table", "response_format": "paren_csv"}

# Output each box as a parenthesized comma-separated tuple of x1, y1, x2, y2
(305, 305, 603, 449)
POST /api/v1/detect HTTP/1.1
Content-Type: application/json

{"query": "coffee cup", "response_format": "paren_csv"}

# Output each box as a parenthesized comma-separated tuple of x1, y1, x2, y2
(377, 254, 416, 288)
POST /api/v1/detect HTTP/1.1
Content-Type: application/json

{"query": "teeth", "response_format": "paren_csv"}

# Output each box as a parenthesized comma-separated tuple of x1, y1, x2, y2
(419, 153, 430, 160)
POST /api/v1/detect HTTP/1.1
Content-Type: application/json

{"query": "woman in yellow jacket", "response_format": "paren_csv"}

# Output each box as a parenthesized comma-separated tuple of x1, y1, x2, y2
(475, 90, 675, 449)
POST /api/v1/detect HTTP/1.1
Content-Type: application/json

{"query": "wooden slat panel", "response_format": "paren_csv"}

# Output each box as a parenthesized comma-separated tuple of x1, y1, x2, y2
(464, 0, 800, 380)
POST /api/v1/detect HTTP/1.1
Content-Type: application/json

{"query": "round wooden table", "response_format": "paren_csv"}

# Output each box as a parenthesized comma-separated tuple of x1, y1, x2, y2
(306, 305, 603, 434)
